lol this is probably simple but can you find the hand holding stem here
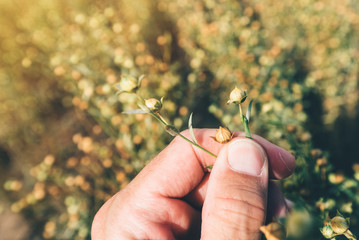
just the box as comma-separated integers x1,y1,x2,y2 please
116,76,253,164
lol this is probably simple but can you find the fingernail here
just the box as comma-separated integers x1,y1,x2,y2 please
228,139,267,176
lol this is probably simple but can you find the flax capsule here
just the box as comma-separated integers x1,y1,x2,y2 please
211,126,234,144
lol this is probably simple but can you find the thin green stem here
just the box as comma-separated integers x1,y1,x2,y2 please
149,112,167,125
135,93,217,158
344,230,357,240
238,104,252,139
178,133,217,158
157,113,169,125
136,94,145,104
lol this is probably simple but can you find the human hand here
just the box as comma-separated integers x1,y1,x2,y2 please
92,129,295,240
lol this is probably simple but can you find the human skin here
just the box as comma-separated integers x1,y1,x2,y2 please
92,129,296,240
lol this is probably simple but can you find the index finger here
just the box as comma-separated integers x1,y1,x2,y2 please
128,128,295,199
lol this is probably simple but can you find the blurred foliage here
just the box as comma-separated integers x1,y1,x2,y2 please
0,0,359,239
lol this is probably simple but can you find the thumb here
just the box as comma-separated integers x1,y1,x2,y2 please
201,138,269,240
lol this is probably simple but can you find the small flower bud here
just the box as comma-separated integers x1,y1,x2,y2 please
330,216,349,234
227,86,247,104
115,75,139,93
211,126,233,143
145,98,162,113
321,224,335,239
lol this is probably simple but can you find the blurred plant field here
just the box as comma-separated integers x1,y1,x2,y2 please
1,0,359,239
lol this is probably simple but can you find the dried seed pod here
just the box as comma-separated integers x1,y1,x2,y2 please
211,126,233,144
320,224,335,239
145,98,162,113
330,216,349,234
227,86,247,104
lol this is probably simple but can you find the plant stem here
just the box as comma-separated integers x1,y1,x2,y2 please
239,105,252,139
178,133,217,158
136,94,145,104
157,113,169,125
344,230,357,240
136,94,217,158
150,112,167,126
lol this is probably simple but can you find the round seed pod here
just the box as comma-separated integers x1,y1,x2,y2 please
145,98,162,113
227,86,247,104
320,224,335,239
212,126,233,144
330,216,349,234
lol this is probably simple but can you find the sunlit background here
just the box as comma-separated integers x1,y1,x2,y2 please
1,0,359,239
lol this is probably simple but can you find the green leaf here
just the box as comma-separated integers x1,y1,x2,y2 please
138,102,150,112
246,99,254,122
122,109,149,114
205,166,213,169
188,112,198,144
